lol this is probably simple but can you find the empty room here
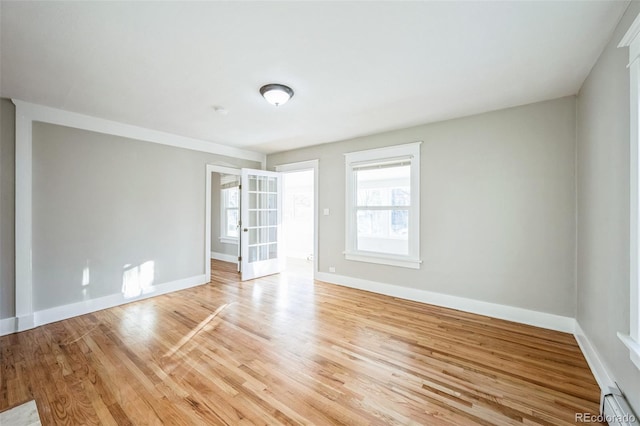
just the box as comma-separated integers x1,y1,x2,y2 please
1,1,639,425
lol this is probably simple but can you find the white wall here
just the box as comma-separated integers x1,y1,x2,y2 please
577,1,640,413
268,96,577,318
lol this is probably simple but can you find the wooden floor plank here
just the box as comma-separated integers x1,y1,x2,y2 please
0,259,603,425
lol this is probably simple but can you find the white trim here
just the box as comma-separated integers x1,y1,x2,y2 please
1,274,208,336
0,317,17,336
619,13,640,372
315,271,576,333
206,165,241,280
574,323,617,398
274,159,319,173
275,159,319,279
218,237,238,245
11,100,265,163
619,12,640,49
618,332,640,370
344,252,421,269
344,141,423,161
14,103,33,332
210,251,238,263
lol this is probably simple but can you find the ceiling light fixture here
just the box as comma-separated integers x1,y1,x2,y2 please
260,83,294,107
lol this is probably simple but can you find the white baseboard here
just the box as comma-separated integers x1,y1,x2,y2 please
1,274,208,336
315,272,576,333
574,322,616,393
211,251,238,263
0,317,17,336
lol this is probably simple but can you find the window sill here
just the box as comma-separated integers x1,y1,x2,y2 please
344,252,421,269
618,332,640,370
219,237,238,245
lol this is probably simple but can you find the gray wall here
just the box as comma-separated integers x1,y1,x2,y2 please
210,172,238,257
577,1,640,412
0,99,15,319
24,122,258,311
268,96,577,317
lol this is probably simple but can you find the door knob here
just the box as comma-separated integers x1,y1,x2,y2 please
243,228,248,232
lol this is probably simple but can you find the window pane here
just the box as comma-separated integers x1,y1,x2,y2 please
226,209,238,237
356,209,409,255
227,187,238,208
259,245,268,261
391,209,409,237
257,176,268,191
391,188,410,206
268,243,278,259
267,193,277,209
269,210,277,226
249,246,258,263
268,177,277,192
356,165,410,207
249,228,261,244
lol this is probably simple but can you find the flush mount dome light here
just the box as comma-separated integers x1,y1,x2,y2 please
260,83,294,106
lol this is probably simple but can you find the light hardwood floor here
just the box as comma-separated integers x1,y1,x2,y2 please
1,260,602,425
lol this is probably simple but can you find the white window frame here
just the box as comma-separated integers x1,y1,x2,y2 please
219,185,239,245
344,142,422,269
619,14,640,371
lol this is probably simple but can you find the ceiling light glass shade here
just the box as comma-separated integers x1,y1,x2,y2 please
260,84,294,106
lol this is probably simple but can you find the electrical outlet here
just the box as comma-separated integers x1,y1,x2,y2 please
323,208,330,216
329,266,336,273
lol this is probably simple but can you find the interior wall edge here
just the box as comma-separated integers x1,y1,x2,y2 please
574,321,618,405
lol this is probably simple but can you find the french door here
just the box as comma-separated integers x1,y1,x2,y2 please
240,168,283,281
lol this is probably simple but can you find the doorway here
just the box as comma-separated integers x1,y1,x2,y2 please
205,165,241,280
276,160,318,279
206,165,286,281
210,171,240,265
206,163,315,281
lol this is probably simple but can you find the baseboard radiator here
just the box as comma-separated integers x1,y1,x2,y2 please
601,386,637,426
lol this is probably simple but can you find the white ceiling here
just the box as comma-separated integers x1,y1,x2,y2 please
0,1,629,154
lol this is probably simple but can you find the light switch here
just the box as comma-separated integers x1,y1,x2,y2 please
323,208,330,216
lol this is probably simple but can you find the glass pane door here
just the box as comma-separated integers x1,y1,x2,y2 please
241,169,283,280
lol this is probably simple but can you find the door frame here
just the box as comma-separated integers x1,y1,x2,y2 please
205,164,241,280
274,159,319,279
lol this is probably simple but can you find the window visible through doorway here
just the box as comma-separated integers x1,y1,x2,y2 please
220,175,239,244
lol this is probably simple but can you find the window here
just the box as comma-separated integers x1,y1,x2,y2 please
220,175,239,244
619,14,640,370
344,142,421,268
